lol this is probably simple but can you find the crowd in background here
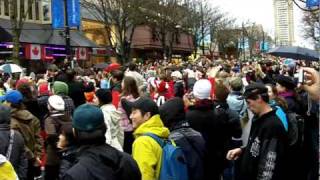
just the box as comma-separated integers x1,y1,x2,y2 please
0,55,319,180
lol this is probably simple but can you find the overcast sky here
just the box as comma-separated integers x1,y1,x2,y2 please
208,0,313,48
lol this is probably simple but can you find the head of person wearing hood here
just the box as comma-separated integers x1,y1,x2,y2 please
0,105,11,125
72,104,106,145
0,90,24,109
159,97,185,130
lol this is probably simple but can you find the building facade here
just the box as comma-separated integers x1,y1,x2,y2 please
0,0,96,70
273,0,294,46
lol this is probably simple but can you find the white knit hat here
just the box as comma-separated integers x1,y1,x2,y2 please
193,79,212,99
48,95,65,111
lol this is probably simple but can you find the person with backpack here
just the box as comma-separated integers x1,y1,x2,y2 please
126,97,171,180
61,104,141,180
0,105,27,179
1,90,42,180
44,95,71,180
159,97,206,180
226,83,289,180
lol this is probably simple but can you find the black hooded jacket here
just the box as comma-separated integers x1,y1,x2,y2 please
186,100,231,180
159,98,206,180
62,144,141,180
239,110,289,180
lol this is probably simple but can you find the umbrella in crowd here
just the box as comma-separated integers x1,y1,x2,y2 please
0,63,23,73
268,46,319,61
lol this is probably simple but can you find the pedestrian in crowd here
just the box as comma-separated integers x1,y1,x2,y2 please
16,79,41,120
227,83,289,180
159,97,206,180
61,104,141,180
95,89,124,151
185,79,233,180
125,62,146,89
52,81,75,118
214,80,242,180
118,76,140,153
37,81,50,128
275,75,303,114
57,124,77,179
227,77,247,118
2,90,42,180
126,97,170,180
110,70,124,108
66,69,86,108
171,70,185,98
0,105,27,179
44,95,71,180
83,81,96,104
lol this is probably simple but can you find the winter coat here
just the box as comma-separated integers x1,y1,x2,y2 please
213,100,243,149
59,146,77,179
118,95,137,132
111,82,121,109
173,80,185,98
169,121,206,180
239,110,289,180
44,112,71,166
100,104,124,151
132,114,170,180
37,95,49,128
10,108,42,161
227,91,247,118
0,124,28,179
61,144,141,180
186,100,232,180
61,95,75,119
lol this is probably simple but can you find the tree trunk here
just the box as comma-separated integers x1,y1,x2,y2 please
12,33,20,65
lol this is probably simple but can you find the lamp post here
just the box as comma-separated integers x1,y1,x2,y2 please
64,0,71,63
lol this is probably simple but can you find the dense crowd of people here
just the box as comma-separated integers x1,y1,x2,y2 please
0,56,319,180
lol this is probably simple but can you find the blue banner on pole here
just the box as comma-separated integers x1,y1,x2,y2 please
306,0,320,8
67,0,81,27
52,0,65,29
260,42,269,52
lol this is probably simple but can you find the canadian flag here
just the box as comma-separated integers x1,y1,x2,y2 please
25,44,42,60
76,47,88,60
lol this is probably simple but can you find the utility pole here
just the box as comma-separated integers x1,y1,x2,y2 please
242,22,246,62
64,0,72,63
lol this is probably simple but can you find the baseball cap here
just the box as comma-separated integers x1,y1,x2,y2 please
243,83,268,99
0,90,23,104
125,96,159,116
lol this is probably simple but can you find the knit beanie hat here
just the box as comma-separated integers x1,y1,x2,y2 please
72,104,104,132
38,83,49,96
53,81,69,95
48,95,65,111
193,79,212,100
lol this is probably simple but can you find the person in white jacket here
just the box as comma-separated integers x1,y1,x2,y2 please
95,89,124,151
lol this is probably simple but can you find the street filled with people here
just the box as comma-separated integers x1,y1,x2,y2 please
0,56,319,180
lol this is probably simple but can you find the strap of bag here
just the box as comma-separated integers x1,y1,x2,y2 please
6,130,14,160
143,133,165,148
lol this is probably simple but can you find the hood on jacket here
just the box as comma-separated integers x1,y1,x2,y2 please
159,97,185,129
11,108,34,122
133,114,169,139
101,104,121,124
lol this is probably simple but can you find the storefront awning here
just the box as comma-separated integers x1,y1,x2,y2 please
0,19,97,47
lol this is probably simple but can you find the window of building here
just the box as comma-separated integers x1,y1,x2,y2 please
20,0,25,18
28,0,33,19
35,1,40,20
4,0,9,16
42,0,51,22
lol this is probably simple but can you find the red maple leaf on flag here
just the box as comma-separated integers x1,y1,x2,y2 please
32,46,39,55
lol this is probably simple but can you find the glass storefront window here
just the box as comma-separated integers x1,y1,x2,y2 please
4,0,9,16
35,1,40,20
